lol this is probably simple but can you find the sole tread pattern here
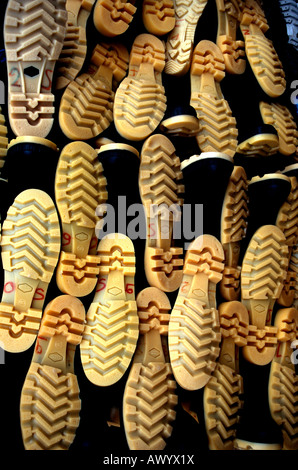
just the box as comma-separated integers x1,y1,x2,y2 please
93,0,137,37
279,0,298,50
142,0,175,36
0,108,8,170
165,0,208,75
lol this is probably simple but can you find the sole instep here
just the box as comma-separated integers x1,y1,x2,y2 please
139,133,184,292
260,101,298,156
204,300,249,450
114,34,166,141
216,0,246,74
55,141,107,297
4,0,67,137
190,40,238,158
55,0,97,90
268,307,298,450
239,0,286,98
93,0,137,37
165,0,209,76
0,189,61,353
20,295,85,450
168,234,224,391
123,287,177,450
220,166,249,301
241,224,289,365
142,0,175,36
59,42,129,140
80,234,139,387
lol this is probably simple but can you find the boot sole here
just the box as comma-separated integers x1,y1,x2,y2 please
123,287,177,450
20,295,85,450
0,189,60,353
241,224,289,365
55,141,107,297
59,42,129,140
114,34,166,141
4,0,67,137
142,0,175,36
168,234,224,391
80,234,139,386
190,40,238,158
93,0,136,37
139,134,184,292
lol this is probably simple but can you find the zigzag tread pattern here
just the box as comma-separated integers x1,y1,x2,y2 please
139,139,184,209
260,101,298,155
143,0,175,23
60,75,114,139
55,144,107,227
184,246,225,283
221,167,249,244
241,227,289,300
123,362,177,450
96,0,136,26
114,78,166,132
80,300,139,384
190,93,238,157
56,24,87,87
244,34,286,95
0,303,42,338
20,362,80,450
1,194,60,281
4,0,67,61
278,0,298,48
269,361,298,449
204,363,244,450
168,296,221,388
0,109,8,165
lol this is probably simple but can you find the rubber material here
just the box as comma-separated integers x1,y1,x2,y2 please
55,141,108,297
0,189,61,353
165,0,208,76
204,301,249,450
268,307,298,450
114,34,166,141
142,0,175,36
123,287,177,450
20,295,85,450
239,0,286,98
216,0,246,74
59,42,129,140
4,0,67,137
241,225,289,365
190,40,238,158
139,134,184,292
93,0,137,37
220,166,249,301
168,234,224,391
80,234,139,387
0,107,8,172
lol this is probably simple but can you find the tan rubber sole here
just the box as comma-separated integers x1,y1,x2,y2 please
220,166,249,301
204,300,249,450
241,225,289,365
190,40,238,158
239,0,286,98
93,0,136,37
55,0,96,90
164,0,208,76
168,234,224,391
216,0,246,74
4,0,67,137
276,176,298,307
0,189,61,353
139,134,184,293
55,141,108,297
59,42,129,140
80,234,139,387
236,133,279,156
268,307,298,450
123,287,177,450
0,107,8,172
114,34,166,141
20,295,85,450
142,0,175,36
159,114,200,137
259,101,298,156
